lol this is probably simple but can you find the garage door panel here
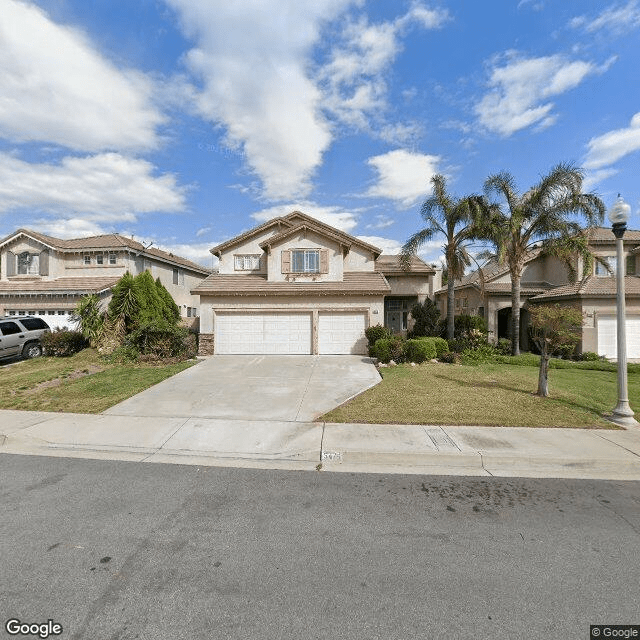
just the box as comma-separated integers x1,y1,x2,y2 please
597,316,640,359
215,312,312,354
319,312,367,355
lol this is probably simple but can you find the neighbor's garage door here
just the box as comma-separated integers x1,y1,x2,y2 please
318,311,367,355
597,316,640,359
215,312,312,354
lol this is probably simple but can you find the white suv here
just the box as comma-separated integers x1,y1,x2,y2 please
0,316,51,360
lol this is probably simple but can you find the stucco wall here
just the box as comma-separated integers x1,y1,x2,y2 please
385,275,433,301
343,245,376,272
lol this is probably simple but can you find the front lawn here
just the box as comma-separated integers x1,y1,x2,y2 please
320,361,639,428
0,349,198,413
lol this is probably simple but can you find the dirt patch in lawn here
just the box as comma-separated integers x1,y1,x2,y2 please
26,365,105,393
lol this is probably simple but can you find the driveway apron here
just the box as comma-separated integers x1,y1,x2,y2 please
103,355,380,422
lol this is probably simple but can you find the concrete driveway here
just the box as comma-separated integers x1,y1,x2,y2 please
103,355,381,422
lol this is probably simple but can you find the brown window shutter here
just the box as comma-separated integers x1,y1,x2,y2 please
320,249,328,274
281,250,291,273
6,251,16,276
39,250,49,276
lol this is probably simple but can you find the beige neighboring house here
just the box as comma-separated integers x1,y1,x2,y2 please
193,211,440,355
434,227,640,357
0,229,211,329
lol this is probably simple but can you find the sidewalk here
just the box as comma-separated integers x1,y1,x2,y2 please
2,409,640,480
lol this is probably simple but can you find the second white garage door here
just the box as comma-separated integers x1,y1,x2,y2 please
215,312,312,354
318,311,368,355
597,316,640,359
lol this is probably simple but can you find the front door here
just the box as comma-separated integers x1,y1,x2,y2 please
387,310,402,333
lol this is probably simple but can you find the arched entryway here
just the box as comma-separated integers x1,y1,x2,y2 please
496,305,530,351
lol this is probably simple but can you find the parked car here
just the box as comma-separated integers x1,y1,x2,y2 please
0,316,50,360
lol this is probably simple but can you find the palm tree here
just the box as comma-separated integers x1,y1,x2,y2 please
481,162,605,355
402,174,482,341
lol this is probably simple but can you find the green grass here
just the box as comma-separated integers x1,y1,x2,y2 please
0,349,198,413
321,361,639,428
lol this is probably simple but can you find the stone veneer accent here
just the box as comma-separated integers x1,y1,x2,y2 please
198,333,215,356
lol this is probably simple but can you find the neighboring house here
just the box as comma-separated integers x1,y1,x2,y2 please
193,211,440,355
434,227,640,357
0,229,211,329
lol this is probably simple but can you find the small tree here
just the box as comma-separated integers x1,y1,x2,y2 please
529,304,582,397
156,277,181,323
72,293,104,347
408,299,441,337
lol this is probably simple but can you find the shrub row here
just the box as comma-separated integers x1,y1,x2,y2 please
370,335,450,364
41,329,88,357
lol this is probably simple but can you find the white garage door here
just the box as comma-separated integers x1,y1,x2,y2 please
597,316,640,359
318,311,367,355
215,312,312,354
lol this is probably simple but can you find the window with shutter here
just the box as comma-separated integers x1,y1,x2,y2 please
291,249,320,273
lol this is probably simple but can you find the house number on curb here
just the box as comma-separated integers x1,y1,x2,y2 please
321,451,342,461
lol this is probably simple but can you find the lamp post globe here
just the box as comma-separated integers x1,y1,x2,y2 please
607,194,638,427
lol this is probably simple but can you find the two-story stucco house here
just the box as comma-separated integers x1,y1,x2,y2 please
193,211,440,355
0,229,211,329
434,227,640,358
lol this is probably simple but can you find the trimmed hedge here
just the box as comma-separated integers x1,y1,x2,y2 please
41,329,88,357
416,336,449,357
405,339,436,363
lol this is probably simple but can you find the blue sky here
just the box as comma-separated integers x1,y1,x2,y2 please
1,0,639,269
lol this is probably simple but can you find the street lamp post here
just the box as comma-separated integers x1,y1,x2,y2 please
607,195,639,428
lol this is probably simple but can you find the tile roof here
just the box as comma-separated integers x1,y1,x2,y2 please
210,211,382,257
210,217,293,256
192,272,391,296
586,227,640,243
0,276,120,294
0,229,210,274
530,276,640,300
374,255,435,274
483,282,551,294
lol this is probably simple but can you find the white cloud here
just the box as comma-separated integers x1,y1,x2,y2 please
570,1,640,35
31,217,109,239
366,215,395,230
0,152,187,216
321,3,449,129
356,235,402,254
475,54,608,136
584,112,640,170
251,202,361,233
365,149,441,208
0,0,164,151
165,0,355,201
196,226,213,237
152,241,219,269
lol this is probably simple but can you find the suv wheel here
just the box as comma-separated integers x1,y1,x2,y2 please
22,342,43,359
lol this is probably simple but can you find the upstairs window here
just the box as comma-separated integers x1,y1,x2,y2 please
291,249,319,273
17,252,40,275
109,253,117,265
626,255,636,275
83,255,91,265
96,254,104,265
595,256,615,276
234,255,261,271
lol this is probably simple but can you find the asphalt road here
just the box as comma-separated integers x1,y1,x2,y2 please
1,454,639,640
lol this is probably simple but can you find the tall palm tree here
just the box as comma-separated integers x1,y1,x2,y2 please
481,162,605,355
402,174,482,341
